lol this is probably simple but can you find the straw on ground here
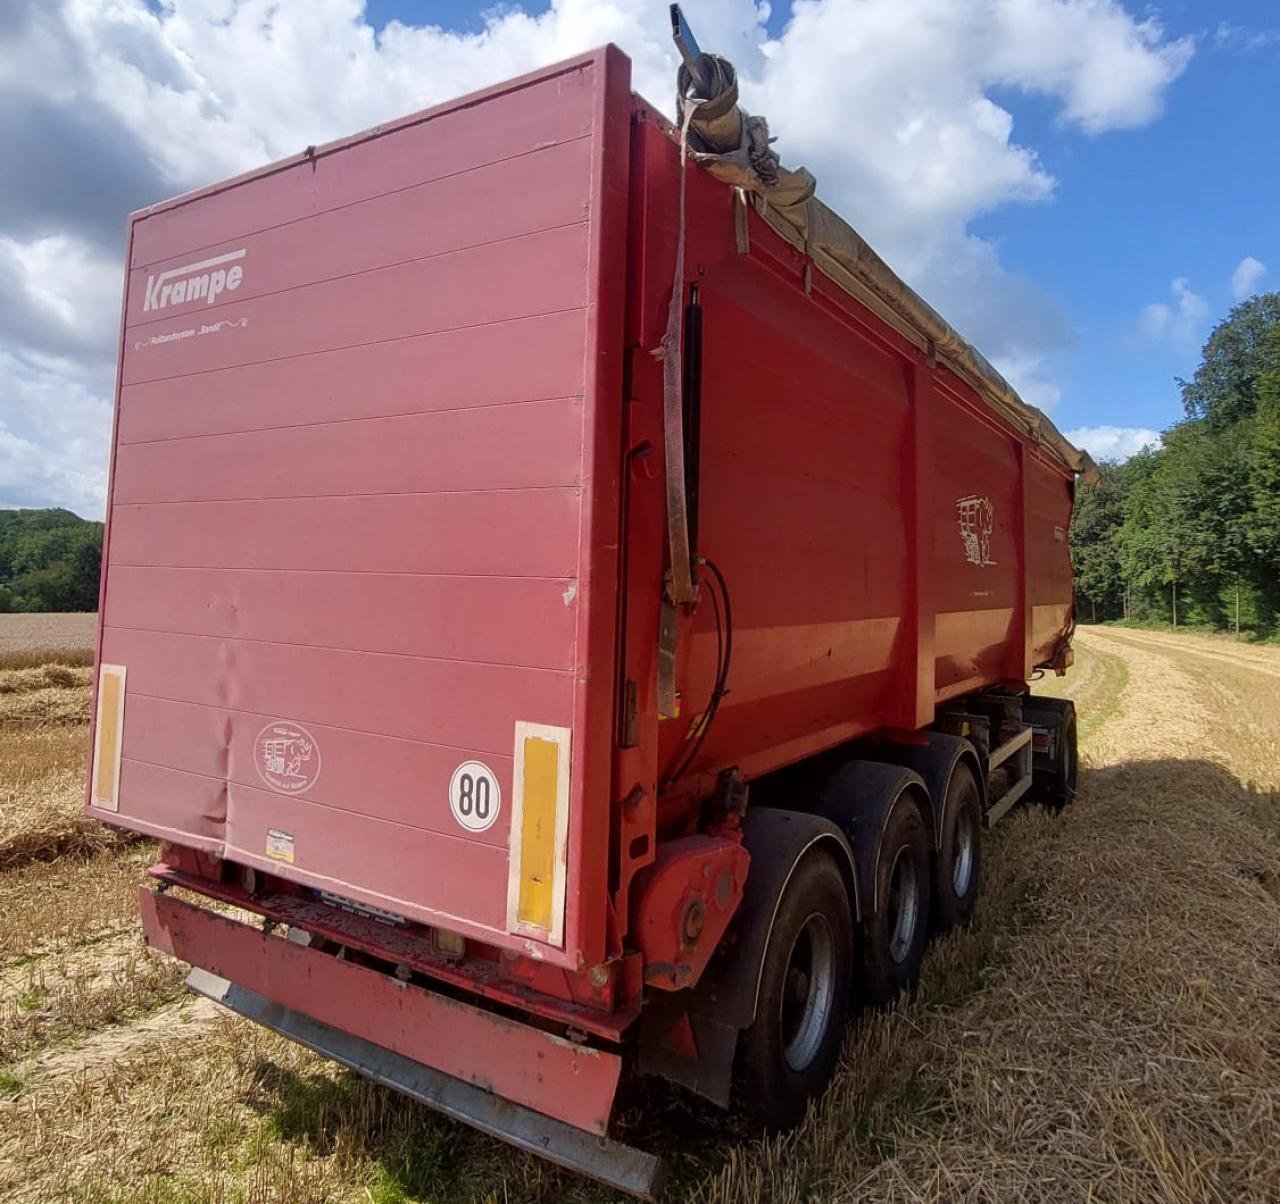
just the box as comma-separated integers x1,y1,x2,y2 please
0,618,1277,1202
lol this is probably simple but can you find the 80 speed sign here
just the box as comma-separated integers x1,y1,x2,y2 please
448,761,500,832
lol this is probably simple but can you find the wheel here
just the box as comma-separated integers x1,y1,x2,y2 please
1025,698,1078,811
934,762,981,931
737,851,854,1128
859,789,932,1007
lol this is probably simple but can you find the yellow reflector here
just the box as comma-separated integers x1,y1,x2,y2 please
516,736,559,932
91,664,127,812
508,722,571,945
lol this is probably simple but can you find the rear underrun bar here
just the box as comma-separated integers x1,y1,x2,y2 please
186,969,668,1201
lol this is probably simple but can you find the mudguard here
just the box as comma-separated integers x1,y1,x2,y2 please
637,808,857,1106
807,760,930,918
883,732,985,851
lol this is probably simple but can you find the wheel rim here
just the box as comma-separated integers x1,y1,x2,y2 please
951,806,975,898
780,912,836,1072
886,847,919,964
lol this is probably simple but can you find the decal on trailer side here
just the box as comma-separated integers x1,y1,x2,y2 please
956,494,997,567
255,722,321,794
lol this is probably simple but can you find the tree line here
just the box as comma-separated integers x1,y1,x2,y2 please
0,508,103,613
1072,292,1280,636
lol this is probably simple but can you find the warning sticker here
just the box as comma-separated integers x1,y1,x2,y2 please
448,761,501,833
266,828,295,864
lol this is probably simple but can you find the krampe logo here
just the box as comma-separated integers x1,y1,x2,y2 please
143,248,246,312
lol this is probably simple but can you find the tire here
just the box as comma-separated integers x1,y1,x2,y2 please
1025,698,1078,812
737,851,854,1129
858,789,932,1007
1052,707,1079,811
934,763,981,931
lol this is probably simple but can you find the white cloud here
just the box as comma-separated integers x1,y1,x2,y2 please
0,350,113,518
0,0,1194,514
0,233,121,364
1064,424,1161,461
1214,22,1280,54
1136,276,1208,348
1230,256,1267,301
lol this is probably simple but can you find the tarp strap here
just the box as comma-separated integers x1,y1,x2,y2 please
652,99,702,609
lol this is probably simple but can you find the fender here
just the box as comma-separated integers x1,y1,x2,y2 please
807,760,930,918
637,808,857,1106
883,733,985,853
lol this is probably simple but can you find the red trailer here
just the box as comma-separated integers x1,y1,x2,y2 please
88,19,1091,1197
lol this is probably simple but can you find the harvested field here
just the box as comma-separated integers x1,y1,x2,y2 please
0,617,127,871
0,612,96,670
1,626,1278,1202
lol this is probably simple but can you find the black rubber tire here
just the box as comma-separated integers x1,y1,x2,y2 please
737,851,854,1129
858,790,933,1008
934,763,982,931
1049,707,1079,811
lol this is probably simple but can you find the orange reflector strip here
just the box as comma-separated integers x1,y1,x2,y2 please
516,736,559,932
91,664,127,812
507,722,571,946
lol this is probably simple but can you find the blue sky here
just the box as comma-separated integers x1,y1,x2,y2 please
1,0,1277,514
970,1,1279,440
359,0,1277,446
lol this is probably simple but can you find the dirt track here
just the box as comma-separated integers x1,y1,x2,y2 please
2,626,1278,1202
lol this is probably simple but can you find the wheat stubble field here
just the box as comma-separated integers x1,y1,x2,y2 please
0,617,1277,1203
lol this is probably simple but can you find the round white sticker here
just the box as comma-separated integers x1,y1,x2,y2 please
448,761,501,832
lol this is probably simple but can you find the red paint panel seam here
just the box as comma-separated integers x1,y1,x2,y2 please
104,564,575,581
130,134,594,273
127,219,590,335
117,392,585,448
101,624,579,673
110,483,582,507
119,304,587,390
119,755,512,849
115,689,559,758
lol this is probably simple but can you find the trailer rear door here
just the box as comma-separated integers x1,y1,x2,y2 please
90,49,631,969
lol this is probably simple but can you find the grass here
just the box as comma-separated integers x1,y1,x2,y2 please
1033,636,1129,742
1100,616,1280,645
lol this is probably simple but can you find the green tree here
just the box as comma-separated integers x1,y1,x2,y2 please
1250,327,1280,575
1071,457,1139,620
1179,292,1280,428
0,509,104,612
1097,295,1280,636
